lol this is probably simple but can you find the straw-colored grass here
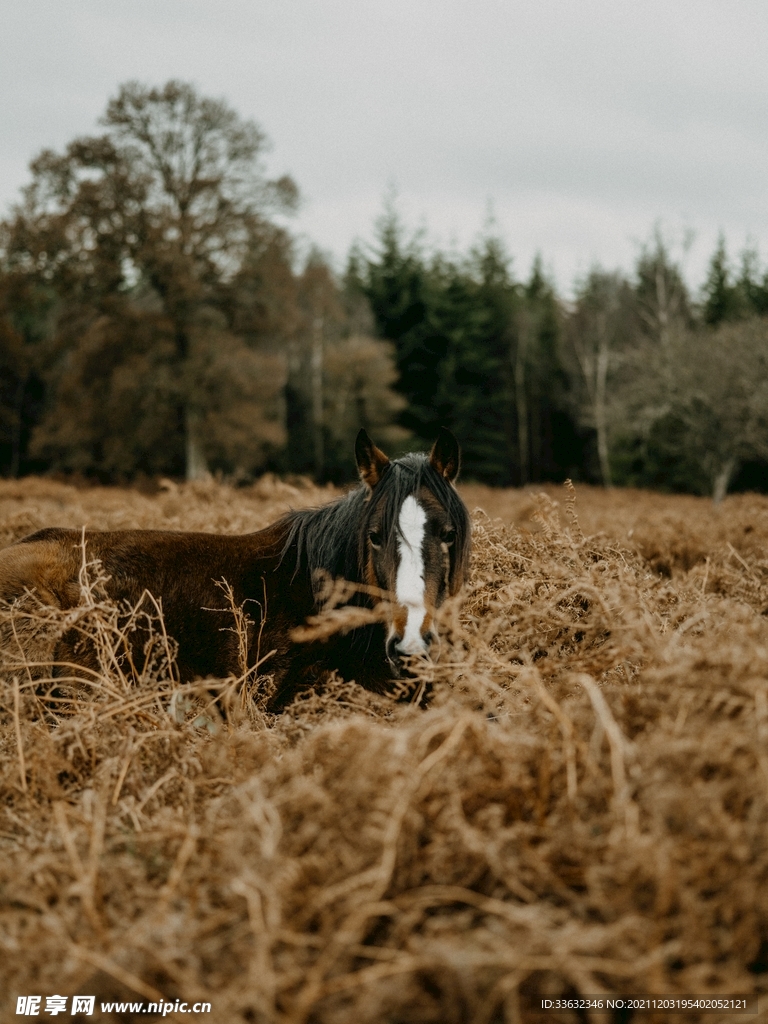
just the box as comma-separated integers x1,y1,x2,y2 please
1,476,767,1023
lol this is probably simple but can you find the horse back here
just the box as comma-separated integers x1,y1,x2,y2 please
2,525,286,597
0,523,302,684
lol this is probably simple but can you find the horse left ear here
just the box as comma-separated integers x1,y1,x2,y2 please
430,427,461,482
355,429,390,490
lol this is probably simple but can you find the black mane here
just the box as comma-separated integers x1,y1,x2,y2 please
280,453,471,602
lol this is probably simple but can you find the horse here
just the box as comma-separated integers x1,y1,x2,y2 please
0,429,471,709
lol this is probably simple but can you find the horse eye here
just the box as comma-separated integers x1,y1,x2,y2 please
369,530,383,549
441,527,456,546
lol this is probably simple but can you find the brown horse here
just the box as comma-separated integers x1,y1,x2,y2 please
0,429,471,708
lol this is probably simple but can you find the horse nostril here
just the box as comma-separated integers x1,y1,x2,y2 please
395,631,434,659
386,634,402,669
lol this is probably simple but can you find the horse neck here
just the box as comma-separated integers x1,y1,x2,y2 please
283,489,365,585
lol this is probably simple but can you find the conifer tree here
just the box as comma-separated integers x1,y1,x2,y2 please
361,206,448,440
703,234,744,325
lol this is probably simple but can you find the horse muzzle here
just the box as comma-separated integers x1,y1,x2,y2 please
386,630,437,676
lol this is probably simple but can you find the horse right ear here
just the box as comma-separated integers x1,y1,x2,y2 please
430,426,461,482
355,429,390,490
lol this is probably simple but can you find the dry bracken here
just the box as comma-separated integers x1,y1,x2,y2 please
1,476,767,1023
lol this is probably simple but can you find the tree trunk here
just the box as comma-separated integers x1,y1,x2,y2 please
514,315,530,486
655,268,670,349
712,457,735,504
595,338,612,487
10,376,26,479
185,407,210,481
530,397,542,483
311,314,324,480
570,310,613,488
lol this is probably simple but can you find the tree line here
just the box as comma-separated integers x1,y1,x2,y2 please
1,80,767,498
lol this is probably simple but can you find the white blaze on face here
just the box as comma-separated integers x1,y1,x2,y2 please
395,495,428,655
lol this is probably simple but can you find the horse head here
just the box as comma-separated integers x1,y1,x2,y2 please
354,427,471,675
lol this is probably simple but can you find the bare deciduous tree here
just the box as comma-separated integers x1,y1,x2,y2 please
666,320,768,501
634,228,693,349
565,271,634,486
288,254,407,479
323,334,407,456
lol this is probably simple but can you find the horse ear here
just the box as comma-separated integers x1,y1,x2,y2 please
430,427,461,482
355,429,390,490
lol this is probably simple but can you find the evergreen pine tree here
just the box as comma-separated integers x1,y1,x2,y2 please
361,206,448,440
737,247,768,317
703,234,743,324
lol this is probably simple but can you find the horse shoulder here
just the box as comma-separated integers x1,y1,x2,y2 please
0,532,82,608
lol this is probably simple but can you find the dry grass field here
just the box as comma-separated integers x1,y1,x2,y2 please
1,475,768,1023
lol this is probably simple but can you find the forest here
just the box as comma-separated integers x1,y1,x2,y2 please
1,80,767,498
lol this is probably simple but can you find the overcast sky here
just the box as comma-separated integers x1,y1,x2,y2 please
2,0,767,294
